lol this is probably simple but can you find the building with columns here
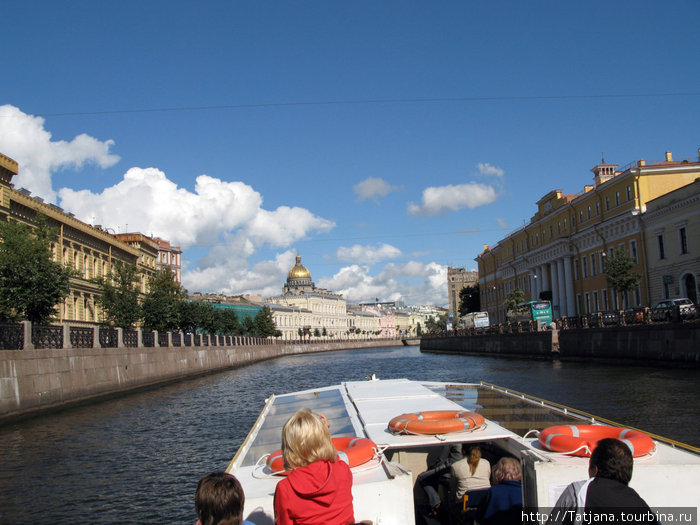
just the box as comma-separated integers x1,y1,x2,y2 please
476,150,700,323
266,254,380,340
0,151,174,326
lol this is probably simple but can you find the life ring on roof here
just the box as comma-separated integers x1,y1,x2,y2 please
538,425,655,457
266,436,377,475
388,410,485,435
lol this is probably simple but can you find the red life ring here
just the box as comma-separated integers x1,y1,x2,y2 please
538,425,655,457
388,410,485,435
266,436,377,475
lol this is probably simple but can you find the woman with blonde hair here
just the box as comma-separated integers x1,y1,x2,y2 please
273,408,354,525
451,444,491,502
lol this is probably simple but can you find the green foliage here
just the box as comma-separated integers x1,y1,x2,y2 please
141,269,186,332
605,248,640,295
458,284,480,316
216,308,241,334
241,315,256,335
253,306,279,337
95,261,141,329
415,322,422,336
313,328,321,337
0,218,73,323
504,288,525,313
425,313,447,333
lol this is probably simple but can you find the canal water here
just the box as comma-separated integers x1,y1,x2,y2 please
0,346,697,524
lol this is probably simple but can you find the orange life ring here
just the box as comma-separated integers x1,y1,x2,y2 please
538,425,655,457
266,436,377,475
388,410,485,435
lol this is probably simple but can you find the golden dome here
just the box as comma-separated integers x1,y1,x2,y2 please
287,254,311,279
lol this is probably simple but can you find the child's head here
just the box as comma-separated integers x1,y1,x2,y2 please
195,472,245,525
282,408,337,470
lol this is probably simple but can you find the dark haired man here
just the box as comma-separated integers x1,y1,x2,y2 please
546,438,656,524
195,472,254,525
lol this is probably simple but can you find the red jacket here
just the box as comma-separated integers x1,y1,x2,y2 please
274,460,354,525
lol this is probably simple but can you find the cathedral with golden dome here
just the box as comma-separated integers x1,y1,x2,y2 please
265,254,380,340
283,254,315,294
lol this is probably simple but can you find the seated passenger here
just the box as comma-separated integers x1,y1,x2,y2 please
194,471,254,525
416,443,462,518
273,408,354,525
477,457,522,525
451,444,491,505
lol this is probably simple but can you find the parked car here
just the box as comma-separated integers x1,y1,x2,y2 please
651,298,696,321
623,306,646,324
588,310,619,327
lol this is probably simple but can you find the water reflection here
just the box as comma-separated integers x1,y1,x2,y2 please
0,346,697,524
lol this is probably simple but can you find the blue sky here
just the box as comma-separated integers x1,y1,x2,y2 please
2,1,699,306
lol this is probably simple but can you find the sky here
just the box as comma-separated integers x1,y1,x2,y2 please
2,1,699,307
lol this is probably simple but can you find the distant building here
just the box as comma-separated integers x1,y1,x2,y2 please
266,254,380,340
476,149,700,323
153,237,182,284
189,293,262,321
642,178,699,305
447,267,478,318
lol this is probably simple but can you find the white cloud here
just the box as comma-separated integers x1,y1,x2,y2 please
353,177,399,202
318,260,447,306
495,217,508,229
0,104,119,202
59,167,335,251
407,183,498,216
335,243,402,264
183,250,295,297
477,162,504,177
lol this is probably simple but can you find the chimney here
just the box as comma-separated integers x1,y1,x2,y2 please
665,151,673,162
637,159,646,167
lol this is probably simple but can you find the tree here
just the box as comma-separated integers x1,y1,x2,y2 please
504,288,525,314
241,315,256,335
216,307,241,334
458,284,480,316
253,306,279,337
605,248,640,309
425,314,447,334
141,269,186,332
415,322,422,337
0,218,73,323
95,261,141,329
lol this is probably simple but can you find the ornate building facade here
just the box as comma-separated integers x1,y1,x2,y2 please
476,150,700,323
266,254,380,340
0,151,172,326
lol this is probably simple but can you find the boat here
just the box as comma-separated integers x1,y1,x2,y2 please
227,378,700,524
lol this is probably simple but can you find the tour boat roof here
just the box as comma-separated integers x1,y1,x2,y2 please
228,378,700,523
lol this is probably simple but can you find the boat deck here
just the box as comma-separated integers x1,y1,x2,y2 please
228,378,700,523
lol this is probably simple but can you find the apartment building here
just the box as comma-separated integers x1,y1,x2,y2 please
476,150,700,323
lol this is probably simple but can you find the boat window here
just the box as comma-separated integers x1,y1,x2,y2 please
239,387,355,467
424,383,581,437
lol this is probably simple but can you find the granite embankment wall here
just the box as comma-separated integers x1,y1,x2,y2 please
420,323,700,366
0,339,403,421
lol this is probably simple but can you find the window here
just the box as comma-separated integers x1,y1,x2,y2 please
593,291,599,312
563,218,567,231
571,214,576,227
657,234,665,259
602,289,608,310
629,240,638,264
574,259,580,280
595,202,600,216
587,206,591,219
634,285,641,306
549,225,553,239
590,254,597,276
605,196,610,211
579,210,583,223
584,293,591,314
576,294,582,315
557,221,561,234
626,185,632,201
582,256,588,278
615,191,620,206
679,227,688,254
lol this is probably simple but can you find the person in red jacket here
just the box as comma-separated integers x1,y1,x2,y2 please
273,408,354,525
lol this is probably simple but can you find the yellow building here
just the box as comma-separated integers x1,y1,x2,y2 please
1,152,159,326
476,150,700,323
